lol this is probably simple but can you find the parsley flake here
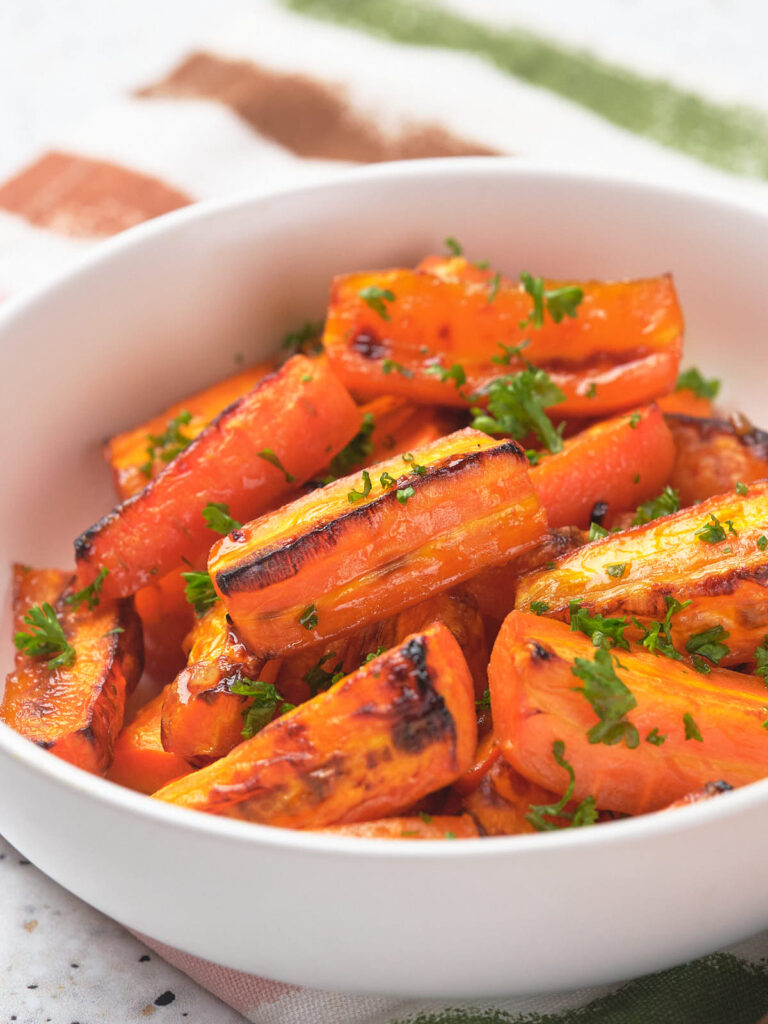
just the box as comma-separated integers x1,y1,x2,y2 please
759,536,768,551
487,272,501,304
525,741,598,831
530,601,549,615
570,646,639,748
379,471,397,489
229,677,294,739
302,651,343,696
632,486,680,526
471,367,565,453
282,319,323,355
492,340,530,366
299,604,318,631
325,412,376,481
629,412,641,429
695,513,736,545
683,712,703,742
645,727,666,746
569,601,629,651
444,236,463,256
202,502,242,536
425,363,467,390
686,625,730,668
348,470,373,504
586,383,597,399
475,687,491,709
65,567,109,612
396,485,415,505
14,603,76,669
140,410,193,477
605,562,627,579
359,285,396,321
676,367,721,401
589,522,610,541
381,359,414,378
258,448,295,483
519,273,583,329
182,571,218,617
754,636,768,683
736,482,749,496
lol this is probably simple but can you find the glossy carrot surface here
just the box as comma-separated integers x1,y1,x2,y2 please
107,690,192,794
209,427,547,657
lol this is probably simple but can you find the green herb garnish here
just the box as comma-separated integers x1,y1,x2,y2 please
65,567,109,611
359,285,395,321
487,272,501,304
326,412,375,480
348,470,373,504
444,236,462,256
632,486,680,526
397,485,415,505
645,727,666,746
202,502,242,536
589,522,610,541
685,625,730,668
604,562,627,579
695,512,736,545
569,601,629,651
754,636,768,683
14,603,76,669
299,604,318,631
471,367,565,453
519,273,583,329
683,712,703,742
736,482,749,496
425,363,467,390
381,359,414,378
282,319,323,355
182,571,218,617
530,601,549,615
379,471,397,489
302,651,343,696
258,448,295,483
676,367,721,400
140,410,193,477
229,677,294,739
571,646,639,748
525,741,598,831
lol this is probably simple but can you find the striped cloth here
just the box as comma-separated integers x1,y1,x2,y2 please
3,1,768,1020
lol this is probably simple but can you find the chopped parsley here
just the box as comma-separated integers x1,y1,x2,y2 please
471,367,565,453
348,470,373,504
586,383,597,399
359,285,396,321
686,625,730,669
589,522,610,541
525,741,598,831
492,340,530,366
299,604,318,631
140,410,193,477
381,359,414,378
604,562,627,579
325,412,375,480
229,677,294,739
519,273,583,329
759,536,768,551
676,367,721,401
14,602,76,669
379,471,397,489
736,482,749,496
258,448,295,483
754,636,768,683
632,486,680,526
444,236,462,256
571,646,639,748
629,412,641,429
202,502,242,535
683,712,703,742
569,601,629,651
65,567,108,611
282,319,323,355
425,362,467,390
397,485,415,505
487,272,501,303
525,449,541,466
363,646,387,663
634,595,691,661
530,600,549,615
645,727,666,746
182,570,218,617
303,651,343,696
695,512,736,545
475,687,491,709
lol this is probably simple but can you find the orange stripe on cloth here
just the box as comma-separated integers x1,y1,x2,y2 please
0,151,192,238
137,51,498,162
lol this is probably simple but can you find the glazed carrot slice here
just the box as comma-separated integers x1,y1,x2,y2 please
657,389,714,419
323,265,683,416
134,569,195,684
667,413,768,507
515,482,768,666
278,588,489,703
161,603,282,766
452,733,502,797
105,361,275,501
1,565,143,774
489,612,768,814
75,355,360,600
153,622,477,827
106,690,192,794
314,815,478,839
209,427,547,658
530,405,675,529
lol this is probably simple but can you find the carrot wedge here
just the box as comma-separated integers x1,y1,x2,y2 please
666,413,768,506
153,622,476,826
105,361,275,501
461,753,564,836
489,612,768,814
2,565,143,774
314,815,478,839
323,266,683,416
530,405,675,529
107,691,192,794
75,355,359,600
209,427,547,658
134,569,195,684
515,482,768,666
161,603,281,766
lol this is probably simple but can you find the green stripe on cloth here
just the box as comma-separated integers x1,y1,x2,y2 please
390,953,768,1024
284,0,768,181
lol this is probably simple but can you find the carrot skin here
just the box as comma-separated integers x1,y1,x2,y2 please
107,691,192,793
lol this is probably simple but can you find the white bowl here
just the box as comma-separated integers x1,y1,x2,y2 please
1,159,767,999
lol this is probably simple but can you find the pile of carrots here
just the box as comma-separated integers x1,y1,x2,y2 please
4,242,768,840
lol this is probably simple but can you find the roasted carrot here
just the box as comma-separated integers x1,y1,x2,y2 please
658,389,714,419
161,603,282,766
105,361,275,501
1,565,143,774
462,752,565,836
106,691,192,794
277,588,489,703
529,405,675,529
75,355,360,600
314,815,478,839
323,266,683,416
452,733,502,797
463,526,586,623
134,569,195,684
667,413,768,507
153,622,477,827
515,482,768,666
489,612,768,815
209,427,547,658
